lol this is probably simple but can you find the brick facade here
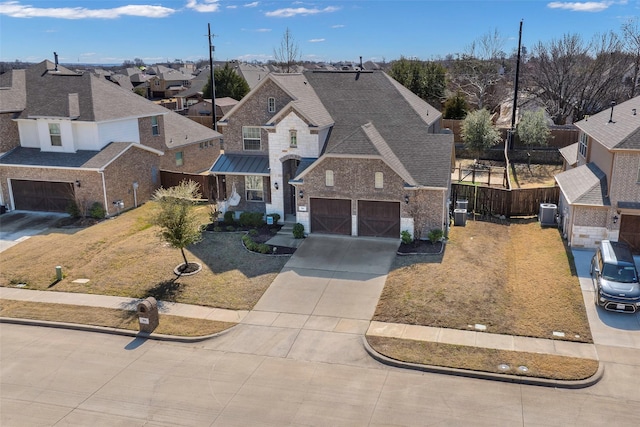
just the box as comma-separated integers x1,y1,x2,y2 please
221,79,293,155
0,113,20,153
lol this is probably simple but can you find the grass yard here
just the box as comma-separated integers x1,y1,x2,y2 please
0,203,289,310
374,219,592,343
0,300,234,337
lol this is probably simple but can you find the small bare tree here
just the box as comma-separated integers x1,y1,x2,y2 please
274,27,301,73
622,17,640,98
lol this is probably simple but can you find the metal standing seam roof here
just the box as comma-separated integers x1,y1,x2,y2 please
210,154,270,175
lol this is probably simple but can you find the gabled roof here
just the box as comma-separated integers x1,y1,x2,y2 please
558,142,578,167
0,142,162,170
302,70,451,188
555,162,610,206
268,73,333,128
576,95,640,150
0,69,26,113
163,108,222,147
14,60,169,121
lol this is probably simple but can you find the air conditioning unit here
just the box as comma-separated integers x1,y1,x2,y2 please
539,203,557,226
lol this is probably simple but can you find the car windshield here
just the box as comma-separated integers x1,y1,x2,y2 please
602,264,638,283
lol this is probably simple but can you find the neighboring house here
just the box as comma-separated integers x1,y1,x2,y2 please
211,70,453,239
174,67,211,112
147,65,194,99
186,97,238,127
555,96,640,252
0,59,222,216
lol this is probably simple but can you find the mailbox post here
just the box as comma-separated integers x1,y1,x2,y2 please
137,297,159,333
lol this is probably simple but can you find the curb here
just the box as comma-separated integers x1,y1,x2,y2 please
362,336,605,389
0,317,238,343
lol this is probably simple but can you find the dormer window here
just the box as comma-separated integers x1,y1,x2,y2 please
289,130,297,147
268,97,276,113
48,123,61,146
578,133,588,158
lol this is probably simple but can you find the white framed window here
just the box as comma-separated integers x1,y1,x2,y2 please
242,126,261,150
151,116,159,136
325,170,334,187
245,175,264,201
48,123,61,146
289,130,297,147
375,172,384,189
175,151,183,166
578,133,588,158
154,79,160,86
268,97,276,113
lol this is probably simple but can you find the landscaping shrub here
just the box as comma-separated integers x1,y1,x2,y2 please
249,229,258,237
89,202,106,219
66,201,81,218
428,228,444,243
213,226,222,232
239,212,264,228
401,230,413,245
257,244,271,254
209,205,221,223
266,213,281,225
293,223,305,239
223,211,235,225
226,225,236,232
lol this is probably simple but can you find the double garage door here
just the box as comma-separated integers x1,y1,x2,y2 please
310,198,400,238
11,180,75,212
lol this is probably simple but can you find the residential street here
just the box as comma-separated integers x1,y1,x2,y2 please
1,241,639,426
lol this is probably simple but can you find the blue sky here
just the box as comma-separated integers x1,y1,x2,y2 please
0,1,638,65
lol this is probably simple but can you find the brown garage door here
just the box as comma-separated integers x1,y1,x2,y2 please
310,198,351,235
620,214,640,254
358,200,400,238
12,180,74,212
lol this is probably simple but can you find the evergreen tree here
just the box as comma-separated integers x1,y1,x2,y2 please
202,63,250,100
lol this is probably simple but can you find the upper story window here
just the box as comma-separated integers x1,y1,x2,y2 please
325,170,334,187
637,164,640,183
245,175,264,201
268,97,276,113
242,126,261,150
151,116,160,136
48,123,61,146
154,79,160,86
175,151,183,166
289,130,297,147
578,133,588,158
375,172,384,189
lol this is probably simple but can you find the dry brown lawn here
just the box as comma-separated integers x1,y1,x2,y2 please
0,300,235,337
367,336,599,381
375,219,592,342
0,203,289,310
511,163,563,188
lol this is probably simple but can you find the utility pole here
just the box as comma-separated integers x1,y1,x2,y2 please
207,24,217,132
509,19,523,151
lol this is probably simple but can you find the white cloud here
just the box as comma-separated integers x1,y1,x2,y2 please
241,28,271,32
186,0,221,13
244,2,259,7
546,1,622,12
236,53,273,61
265,6,340,18
309,38,325,43
331,24,345,28
0,1,176,19
227,5,237,9
80,52,96,57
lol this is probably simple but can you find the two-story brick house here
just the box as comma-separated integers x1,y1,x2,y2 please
211,70,453,239
0,59,221,216
555,96,640,252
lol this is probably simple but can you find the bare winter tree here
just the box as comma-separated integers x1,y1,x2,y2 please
273,27,301,73
450,29,507,110
621,17,640,98
525,32,631,124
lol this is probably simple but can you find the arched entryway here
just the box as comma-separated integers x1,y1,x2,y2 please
282,158,300,215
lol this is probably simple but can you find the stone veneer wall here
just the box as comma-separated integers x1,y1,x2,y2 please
0,113,20,153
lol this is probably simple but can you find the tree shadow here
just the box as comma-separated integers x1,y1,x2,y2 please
144,277,184,302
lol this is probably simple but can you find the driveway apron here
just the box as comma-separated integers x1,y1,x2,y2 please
205,235,399,367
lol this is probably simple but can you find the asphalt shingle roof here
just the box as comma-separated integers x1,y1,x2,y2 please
576,95,640,150
302,70,452,188
555,162,610,206
558,142,578,167
0,69,26,113
269,73,333,128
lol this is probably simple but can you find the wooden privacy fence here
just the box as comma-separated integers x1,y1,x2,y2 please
451,183,560,218
159,171,215,201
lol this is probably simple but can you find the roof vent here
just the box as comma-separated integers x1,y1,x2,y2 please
54,51,59,71
608,100,616,123
633,108,637,116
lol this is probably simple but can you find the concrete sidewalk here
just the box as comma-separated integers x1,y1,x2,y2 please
0,287,598,361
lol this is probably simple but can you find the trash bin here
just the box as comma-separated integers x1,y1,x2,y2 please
137,297,159,333
454,208,467,226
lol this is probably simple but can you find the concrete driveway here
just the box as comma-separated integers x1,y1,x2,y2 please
573,249,640,349
208,235,399,366
0,211,68,253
